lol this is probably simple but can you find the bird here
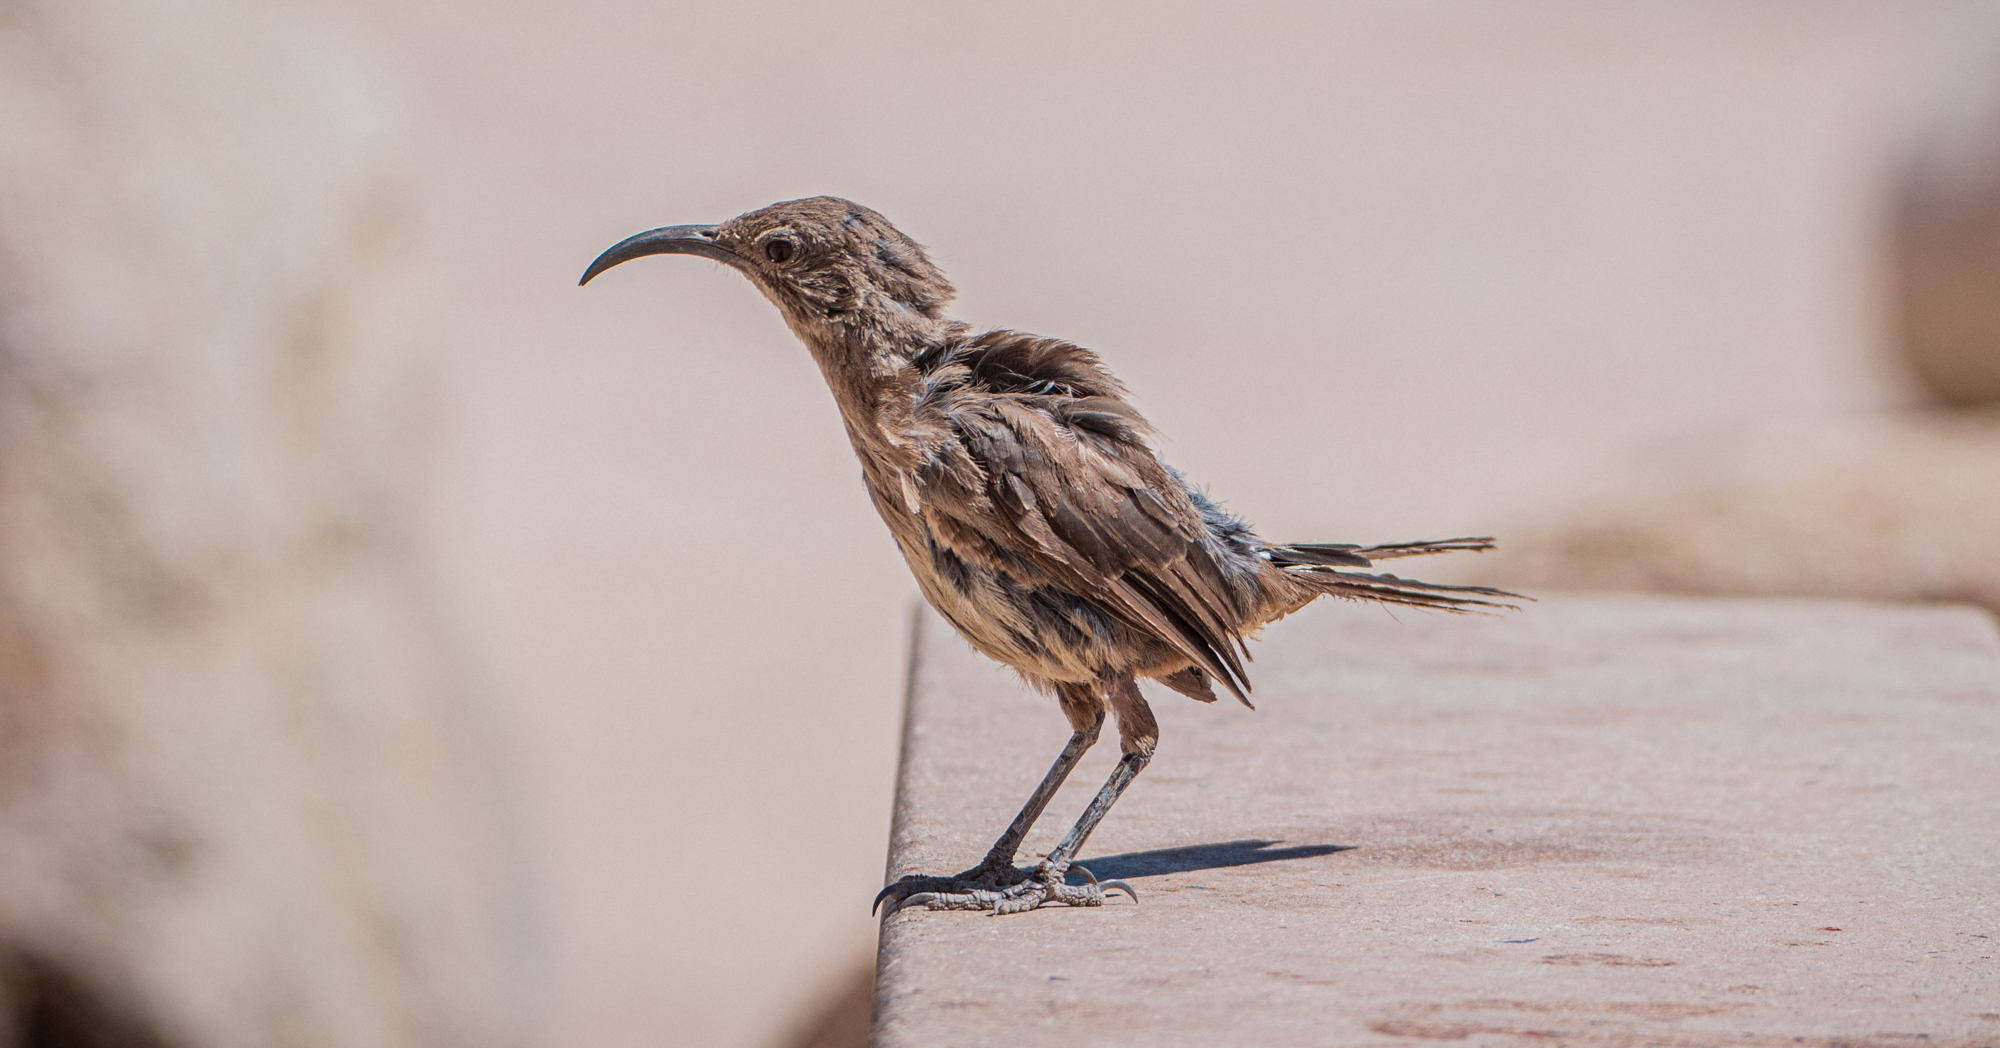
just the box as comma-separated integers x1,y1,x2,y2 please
581,196,1516,916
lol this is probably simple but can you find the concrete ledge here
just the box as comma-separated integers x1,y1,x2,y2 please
873,595,2000,1047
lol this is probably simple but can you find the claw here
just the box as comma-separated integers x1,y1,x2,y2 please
902,892,939,910
874,873,939,914
1061,863,1135,904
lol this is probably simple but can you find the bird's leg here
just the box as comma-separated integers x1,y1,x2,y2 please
1045,748,1150,870
894,674,1152,916
872,683,1103,914
974,712,1101,872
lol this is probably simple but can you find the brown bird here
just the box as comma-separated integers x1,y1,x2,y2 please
582,196,1514,915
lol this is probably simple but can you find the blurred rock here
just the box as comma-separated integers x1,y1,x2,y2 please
0,2,524,1047
1894,23,2000,407
778,960,872,1048
1480,411,2000,617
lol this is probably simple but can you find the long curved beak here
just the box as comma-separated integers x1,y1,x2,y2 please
579,224,738,285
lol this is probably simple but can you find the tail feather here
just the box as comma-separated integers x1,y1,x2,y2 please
1273,537,1496,566
1287,568,1521,613
1268,538,1522,614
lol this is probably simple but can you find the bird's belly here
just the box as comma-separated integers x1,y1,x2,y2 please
891,531,1121,687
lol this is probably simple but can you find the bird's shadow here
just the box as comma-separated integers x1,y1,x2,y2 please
1067,839,1355,883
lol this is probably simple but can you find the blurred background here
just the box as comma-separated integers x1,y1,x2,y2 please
2,2,1997,1047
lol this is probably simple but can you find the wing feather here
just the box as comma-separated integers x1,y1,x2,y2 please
911,334,1260,703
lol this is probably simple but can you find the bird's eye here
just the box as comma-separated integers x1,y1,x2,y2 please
764,238,795,263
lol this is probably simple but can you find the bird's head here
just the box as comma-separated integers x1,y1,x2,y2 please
581,197,956,341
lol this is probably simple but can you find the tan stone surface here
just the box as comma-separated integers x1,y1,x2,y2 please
876,596,2000,1047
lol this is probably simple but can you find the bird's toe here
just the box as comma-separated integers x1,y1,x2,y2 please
989,882,1050,915
873,861,1031,914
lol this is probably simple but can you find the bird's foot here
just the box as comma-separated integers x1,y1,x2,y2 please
878,860,1136,916
872,857,1030,915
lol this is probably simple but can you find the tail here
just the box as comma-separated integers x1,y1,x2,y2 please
1264,536,1523,613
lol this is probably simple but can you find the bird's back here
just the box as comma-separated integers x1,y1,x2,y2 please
868,328,1507,706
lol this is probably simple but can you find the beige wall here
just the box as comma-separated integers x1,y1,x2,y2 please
286,3,1993,1046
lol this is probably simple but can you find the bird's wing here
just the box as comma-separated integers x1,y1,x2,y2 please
912,341,1259,703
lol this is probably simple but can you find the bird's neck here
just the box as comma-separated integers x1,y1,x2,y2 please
794,311,963,472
